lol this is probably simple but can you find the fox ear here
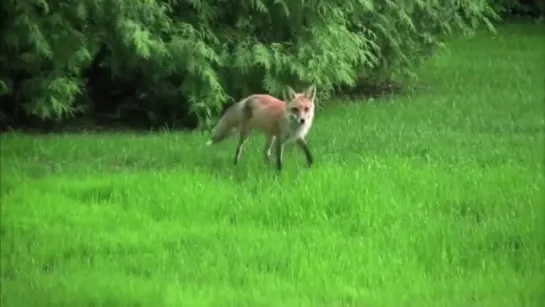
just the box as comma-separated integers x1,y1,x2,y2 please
283,85,297,101
303,84,316,102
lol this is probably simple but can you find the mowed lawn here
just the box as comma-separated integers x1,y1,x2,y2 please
1,23,544,306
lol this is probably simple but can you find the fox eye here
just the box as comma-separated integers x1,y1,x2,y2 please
303,107,309,112
291,107,298,113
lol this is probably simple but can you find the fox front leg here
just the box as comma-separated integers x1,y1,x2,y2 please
275,139,284,172
296,138,313,167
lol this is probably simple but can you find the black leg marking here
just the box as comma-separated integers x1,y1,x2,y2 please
296,138,313,167
275,139,284,172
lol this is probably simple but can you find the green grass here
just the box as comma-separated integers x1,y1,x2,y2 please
1,23,544,306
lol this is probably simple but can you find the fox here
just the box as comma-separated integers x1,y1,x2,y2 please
206,84,317,172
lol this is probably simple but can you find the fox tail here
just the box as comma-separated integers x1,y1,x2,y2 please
206,98,248,146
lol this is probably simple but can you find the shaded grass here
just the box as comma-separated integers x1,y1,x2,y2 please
1,23,544,306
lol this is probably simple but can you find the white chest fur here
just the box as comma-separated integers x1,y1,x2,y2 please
282,116,313,143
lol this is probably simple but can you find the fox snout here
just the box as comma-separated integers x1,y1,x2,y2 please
289,113,306,126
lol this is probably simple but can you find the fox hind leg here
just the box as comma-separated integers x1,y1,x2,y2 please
234,99,255,166
233,108,252,165
233,128,250,165
275,139,284,172
263,135,276,164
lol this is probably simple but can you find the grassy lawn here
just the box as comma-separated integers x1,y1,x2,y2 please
1,23,544,306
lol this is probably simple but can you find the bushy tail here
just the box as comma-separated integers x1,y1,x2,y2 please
206,99,246,146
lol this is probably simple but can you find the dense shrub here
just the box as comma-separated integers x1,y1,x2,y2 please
489,0,544,18
0,0,497,130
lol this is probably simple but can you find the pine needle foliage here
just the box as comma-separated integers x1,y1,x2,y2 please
0,0,500,128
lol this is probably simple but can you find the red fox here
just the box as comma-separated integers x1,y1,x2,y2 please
206,85,317,172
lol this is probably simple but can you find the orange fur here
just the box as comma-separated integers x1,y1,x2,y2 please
206,85,317,172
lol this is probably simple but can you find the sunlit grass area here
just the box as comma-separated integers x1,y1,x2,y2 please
1,23,544,306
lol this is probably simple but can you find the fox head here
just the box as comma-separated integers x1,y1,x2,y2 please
283,85,317,126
